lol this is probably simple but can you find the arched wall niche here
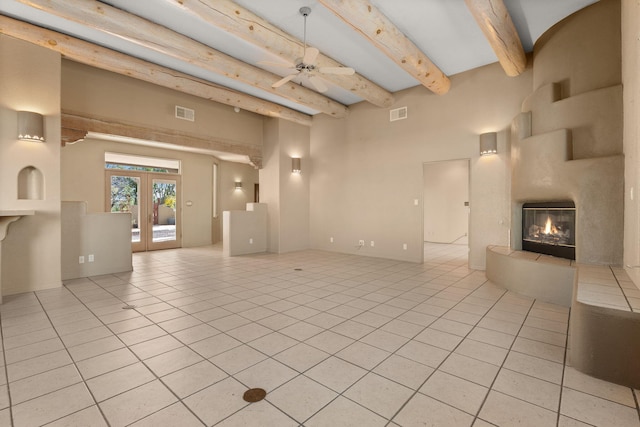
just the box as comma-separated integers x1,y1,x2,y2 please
17,166,44,200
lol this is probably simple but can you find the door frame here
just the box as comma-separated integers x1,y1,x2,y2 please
148,173,182,251
106,169,181,252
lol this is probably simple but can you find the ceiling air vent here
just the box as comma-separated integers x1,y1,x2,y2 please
175,105,195,122
390,106,408,122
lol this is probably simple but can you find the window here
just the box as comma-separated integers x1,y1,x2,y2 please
104,152,180,173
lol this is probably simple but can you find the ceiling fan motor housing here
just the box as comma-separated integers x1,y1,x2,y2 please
300,7,311,17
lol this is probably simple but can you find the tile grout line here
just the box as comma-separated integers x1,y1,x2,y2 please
468,294,537,425
378,278,513,426
609,265,634,311
225,257,483,425
29,289,110,426
62,277,210,427
295,269,487,425
5,247,633,426
634,388,640,423
84,273,303,427
555,305,571,427
158,249,640,426
0,311,15,427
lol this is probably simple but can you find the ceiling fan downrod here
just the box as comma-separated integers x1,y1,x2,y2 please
300,7,311,61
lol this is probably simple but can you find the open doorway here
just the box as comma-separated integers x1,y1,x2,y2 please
423,159,470,264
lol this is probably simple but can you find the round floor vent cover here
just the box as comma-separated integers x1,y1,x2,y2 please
243,388,267,402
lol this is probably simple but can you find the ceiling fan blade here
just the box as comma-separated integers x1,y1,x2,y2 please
318,66,355,75
259,60,296,69
303,47,319,65
308,75,328,93
272,72,299,88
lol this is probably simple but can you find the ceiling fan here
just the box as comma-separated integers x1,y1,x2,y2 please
268,6,355,93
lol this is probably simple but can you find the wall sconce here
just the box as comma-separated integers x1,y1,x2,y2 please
17,111,45,142
292,157,301,174
235,182,243,190
479,132,497,156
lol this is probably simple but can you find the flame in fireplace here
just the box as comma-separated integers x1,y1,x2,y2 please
523,204,574,249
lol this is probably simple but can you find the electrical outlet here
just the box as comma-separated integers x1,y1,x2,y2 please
402,243,408,250
88,254,94,262
249,238,253,244
370,241,375,247
330,237,334,243
79,256,85,264
358,240,365,246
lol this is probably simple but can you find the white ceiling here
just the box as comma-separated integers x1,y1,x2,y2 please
1,0,597,116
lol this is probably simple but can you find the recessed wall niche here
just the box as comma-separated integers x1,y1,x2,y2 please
17,166,44,200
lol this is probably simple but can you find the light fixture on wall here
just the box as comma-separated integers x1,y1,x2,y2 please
235,182,243,190
292,157,301,174
479,132,497,156
17,111,45,142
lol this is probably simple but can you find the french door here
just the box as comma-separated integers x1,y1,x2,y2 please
106,170,181,252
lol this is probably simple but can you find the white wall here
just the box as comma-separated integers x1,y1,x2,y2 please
423,160,469,243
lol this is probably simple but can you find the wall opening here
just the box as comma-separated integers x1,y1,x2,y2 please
423,159,470,264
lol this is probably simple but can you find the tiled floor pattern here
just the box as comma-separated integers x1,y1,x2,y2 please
0,243,638,426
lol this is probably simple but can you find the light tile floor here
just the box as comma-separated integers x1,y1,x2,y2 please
0,243,639,426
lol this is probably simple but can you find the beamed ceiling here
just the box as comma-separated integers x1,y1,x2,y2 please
1,0,599,118
1,0,598,162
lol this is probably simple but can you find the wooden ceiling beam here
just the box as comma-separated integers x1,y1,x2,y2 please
13,0,348,118
171,0,394,108
0,15,312,127
317,0,450,95
464,0,527,76
62,111,263,168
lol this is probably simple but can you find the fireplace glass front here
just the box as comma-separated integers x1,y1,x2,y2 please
522,201,575,260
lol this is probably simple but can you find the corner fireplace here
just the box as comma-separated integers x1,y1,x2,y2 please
522,201,576,260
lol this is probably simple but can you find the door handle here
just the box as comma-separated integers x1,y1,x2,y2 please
148,213,153,224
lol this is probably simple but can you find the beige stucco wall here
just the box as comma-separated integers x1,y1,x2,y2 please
310,61,530,267
0,36,62,296
62,60,263,149
511,0,623,265
278,120,311,253
60,60,260,247
61,201,132,280
61,137,257,248
259,118,311,254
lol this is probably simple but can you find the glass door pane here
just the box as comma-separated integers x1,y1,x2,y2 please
108,172,145,252
148,175,180,250
106,170,180,252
